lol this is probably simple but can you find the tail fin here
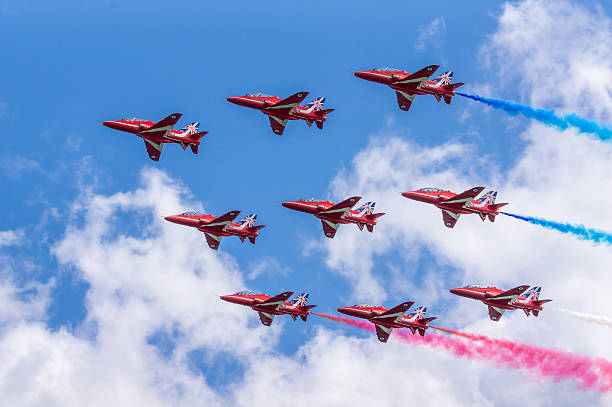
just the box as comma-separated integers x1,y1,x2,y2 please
304,97,326,114
443,95,452,105
246,225,265,244
179,122,199,135
417,316,437,325
408,306,427,320
237,214,257,230
524,286,542,301
435,71,453,85
476,191,497,205
289,293,309,307
356,201,375,216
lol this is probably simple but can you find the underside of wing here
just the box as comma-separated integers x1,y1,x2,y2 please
319,196,361,219
139,113,181,138
321,219,340,238
199,211,241,234
487,285,530,306
392,64,439,91
395,91,415,111
144,139,164,161
440,187,485,209
374,324,393,343
258,311,276,326
442,210,460,228
263,91,308,117
257,291,294,309
268,116,288,135
204,233,222,250
488,305,505,321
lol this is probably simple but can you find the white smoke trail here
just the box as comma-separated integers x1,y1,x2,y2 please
555,308,612,330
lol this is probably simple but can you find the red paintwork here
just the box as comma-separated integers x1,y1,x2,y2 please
226,92,333,134
354,65,464,110
281,197,384,238
102,113,207,161
401,187,508,228
164,211,264,249
220,291,315,323
450,285,552,319
337,302,436,342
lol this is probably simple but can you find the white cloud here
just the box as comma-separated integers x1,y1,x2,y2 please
414,17,446,50
0,230,25,247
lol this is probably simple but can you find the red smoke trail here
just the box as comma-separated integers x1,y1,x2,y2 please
313,313,612,393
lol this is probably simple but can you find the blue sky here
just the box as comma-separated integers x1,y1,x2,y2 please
2,1,612,405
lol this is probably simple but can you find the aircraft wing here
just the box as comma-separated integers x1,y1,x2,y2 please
256,291,294,311
371,301,414,324
198,210,241,234
257,311,276,326
396,91,416,111
139,113,182,138
487,285,530,305
204,232,223,250
488,305,506,321
143,139,164,161
263,91,309,117
374,324,393,343
392,64,439,91
319,196,362,220
268,116,288,135
441,209,461,228
440,187,485,209
320,219,340,238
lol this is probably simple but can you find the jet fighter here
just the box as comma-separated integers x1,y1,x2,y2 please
401,187,508,228
220,291,316,326
227,92,334,135
282,197,384,238
337,302,436,343
164,211,265,250
354,65,464,111
450,285,552,321
102,113,207,161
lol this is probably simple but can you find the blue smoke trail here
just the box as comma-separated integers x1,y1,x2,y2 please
501,212,612,245
457,92,612,141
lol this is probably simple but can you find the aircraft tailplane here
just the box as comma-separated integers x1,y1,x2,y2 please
314,109,335,130
443,95,452,104
366,224,374,232
533,310,540,317
418,328,426,336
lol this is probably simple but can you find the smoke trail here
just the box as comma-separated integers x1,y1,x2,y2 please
555,308,612,330
501,212,612,245
457,92,612,141
313,313,612,393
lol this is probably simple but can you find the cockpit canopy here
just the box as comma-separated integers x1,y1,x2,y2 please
373,67,401,72
234,290,259,295
179,211,204,216
246,93,272,97
299,198,322,202
417,187,445,192
353,304,374,308
462,284,493,288
121,118,144,122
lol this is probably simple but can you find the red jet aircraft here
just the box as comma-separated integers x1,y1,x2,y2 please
337,303,436,342
226,92,334,135
282,197,384,238
164,211,264,250
450,285,552,321
102,113,207,161
354,65,464,111
220,291,316,326
401,187,508,228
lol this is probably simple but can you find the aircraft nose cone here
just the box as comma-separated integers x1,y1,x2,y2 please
401,191,417,199
354,71,369,80
449,288,460,295
281,201,297,210
337,307,352,316
219,295,232,302
164,215,179,224
226,96,240,104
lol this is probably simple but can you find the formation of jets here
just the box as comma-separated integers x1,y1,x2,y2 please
100,64,552,342
450,285,552,321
